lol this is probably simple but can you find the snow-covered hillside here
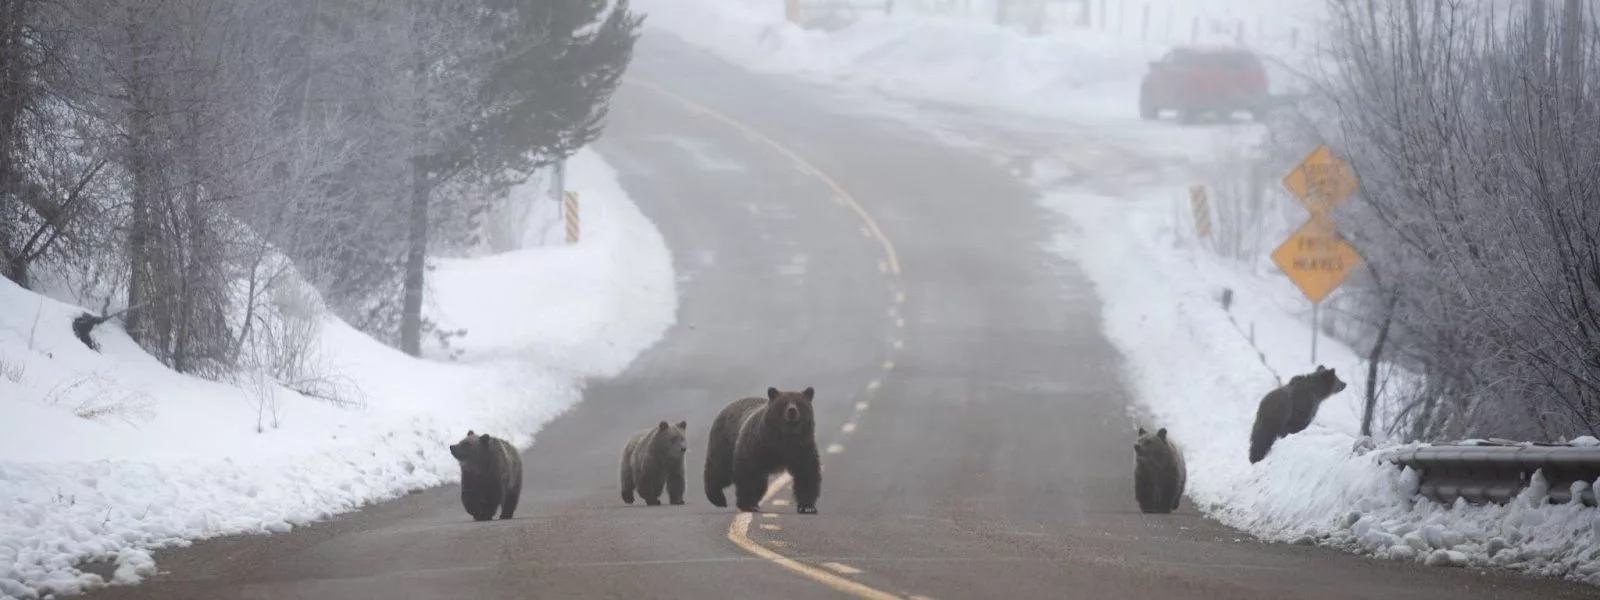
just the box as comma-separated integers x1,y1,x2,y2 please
0,149,678,598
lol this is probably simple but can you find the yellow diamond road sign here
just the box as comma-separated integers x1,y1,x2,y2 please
1272,217,1362,304
1282,145,1358,216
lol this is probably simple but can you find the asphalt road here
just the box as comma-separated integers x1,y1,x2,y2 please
81,33,1598,600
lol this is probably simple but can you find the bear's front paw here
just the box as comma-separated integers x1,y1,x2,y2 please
797,505,817,515
670,499,685,505
736,504,761,512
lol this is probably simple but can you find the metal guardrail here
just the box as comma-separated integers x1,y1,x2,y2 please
1382,442,1600,507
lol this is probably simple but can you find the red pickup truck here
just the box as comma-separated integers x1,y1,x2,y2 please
1138,45,1271,123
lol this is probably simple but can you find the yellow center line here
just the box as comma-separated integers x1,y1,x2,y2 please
821,562,865,575
625,75,916,600
625,76,904,276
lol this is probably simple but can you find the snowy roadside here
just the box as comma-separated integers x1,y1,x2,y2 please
1037,177,1600,585
0,148,678,599
630,0,1600,586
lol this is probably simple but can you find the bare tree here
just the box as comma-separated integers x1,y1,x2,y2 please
1285,0,1600,441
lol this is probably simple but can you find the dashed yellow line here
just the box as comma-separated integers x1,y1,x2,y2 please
627,75,917,600
822,562,865,575
627,76,903,276
866,379,881,391
893,340,904,350
882,360,896,371
725,472,906,600
841,422,857,433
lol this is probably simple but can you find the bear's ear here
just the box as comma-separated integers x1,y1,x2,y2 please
800,386,815,402
465,430,475,437
1157,428,1167,440
767,387,781,401
1137,427,1147,436
1315,365,1327,372
676,420,688,431
479,434,493,446
658,420,669,431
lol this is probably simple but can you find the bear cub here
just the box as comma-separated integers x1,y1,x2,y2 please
704,386,822,514
449,430,523,521
621,420,690,506
1248,365,1347,463
1134,427,1186,514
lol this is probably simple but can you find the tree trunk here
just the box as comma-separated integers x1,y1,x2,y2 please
400,158,429,356
1560,0,1583,110
0,0,28,287
1361,295,1397,438
1531,0,1548,79
123,16,155,346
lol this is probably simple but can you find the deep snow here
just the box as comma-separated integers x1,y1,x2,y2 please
635,0,1600,586
0,148,677,598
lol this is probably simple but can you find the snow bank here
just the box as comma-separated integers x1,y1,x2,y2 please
1039,180,1600,585
0,148,677,598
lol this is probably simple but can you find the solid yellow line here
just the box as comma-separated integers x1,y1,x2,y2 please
625,76,904,276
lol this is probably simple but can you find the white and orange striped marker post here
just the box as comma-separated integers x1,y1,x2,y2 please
563,191,580,244
1189,184,1213,239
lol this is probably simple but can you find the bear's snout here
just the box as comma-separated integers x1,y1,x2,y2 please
784,404,800,422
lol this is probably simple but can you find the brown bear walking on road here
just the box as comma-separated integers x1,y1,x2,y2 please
1248,365,1347,463
449,430,523,521
1134,427,1186,514
704,387,822,514
621,420,689,506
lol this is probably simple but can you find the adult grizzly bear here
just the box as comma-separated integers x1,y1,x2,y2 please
704,387,821,514
448,430,523,521
621,420,690,506
1248,365,1348,463
1134,427,1186,514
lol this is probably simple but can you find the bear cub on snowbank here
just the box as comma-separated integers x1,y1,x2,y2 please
705,387,822,514
449,430,523,521
621,420,690,506
1248,365,1348,464
1134,427,1186,514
